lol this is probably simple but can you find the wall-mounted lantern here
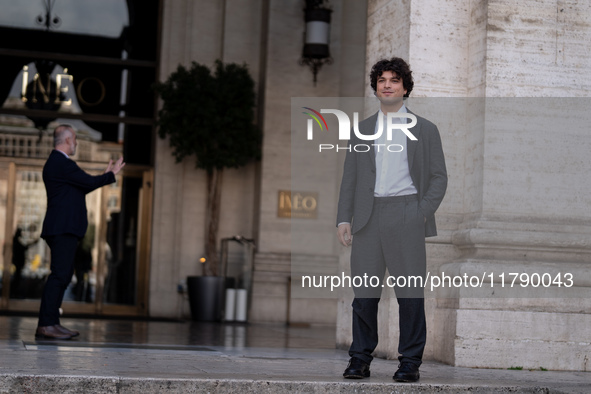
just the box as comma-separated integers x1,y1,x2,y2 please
299,0,332,85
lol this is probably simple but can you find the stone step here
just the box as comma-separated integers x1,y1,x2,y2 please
0,375,560,394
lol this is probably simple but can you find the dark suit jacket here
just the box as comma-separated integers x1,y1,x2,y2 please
41,150,116,239
336,109,447,237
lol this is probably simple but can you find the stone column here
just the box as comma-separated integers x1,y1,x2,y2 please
340,0,591,371
250,0,367,324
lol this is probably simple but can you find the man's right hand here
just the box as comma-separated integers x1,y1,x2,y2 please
105,157,126,175
337,223,352,247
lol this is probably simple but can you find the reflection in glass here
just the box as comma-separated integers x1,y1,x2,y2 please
11,170,47,299
104,176,140,305
7,165,124,303
1,61,104,147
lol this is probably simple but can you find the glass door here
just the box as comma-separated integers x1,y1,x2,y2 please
0,160,152,317
96,167,153,316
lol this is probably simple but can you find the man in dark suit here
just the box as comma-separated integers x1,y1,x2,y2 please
337,58,447,382
36,124,125,339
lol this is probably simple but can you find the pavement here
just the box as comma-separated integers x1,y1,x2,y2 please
0,315,589,393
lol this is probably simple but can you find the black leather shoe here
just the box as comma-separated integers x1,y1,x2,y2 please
56,324,80,337
343,357,370,379
35,325,72,340
393,362,420,382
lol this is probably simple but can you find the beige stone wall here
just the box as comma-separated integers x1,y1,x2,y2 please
251,0,367,325
151,0,367,323
151,0,261,318
485,0,591,96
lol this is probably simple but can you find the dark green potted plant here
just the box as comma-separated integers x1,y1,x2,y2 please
154,60,261,321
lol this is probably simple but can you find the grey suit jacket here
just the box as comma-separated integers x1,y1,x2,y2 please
336,109,447,237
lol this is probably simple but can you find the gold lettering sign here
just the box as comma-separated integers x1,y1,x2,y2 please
21,65,73,106
278,190,318,219
20,65,107,108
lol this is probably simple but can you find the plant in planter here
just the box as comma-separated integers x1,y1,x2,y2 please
154,61,261,320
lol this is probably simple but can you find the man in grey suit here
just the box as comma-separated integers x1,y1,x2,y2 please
337,57,447,382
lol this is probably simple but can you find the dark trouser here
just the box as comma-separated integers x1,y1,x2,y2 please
38,234,79,327
11,266,23,298
348,194,427,366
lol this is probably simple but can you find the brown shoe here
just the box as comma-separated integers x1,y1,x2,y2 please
56,324,80,338
35,325,73,339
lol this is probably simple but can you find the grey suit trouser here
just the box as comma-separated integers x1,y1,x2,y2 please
349,194,426,366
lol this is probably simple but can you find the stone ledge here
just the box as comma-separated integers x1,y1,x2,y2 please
0,375,556,394
453,228,591,252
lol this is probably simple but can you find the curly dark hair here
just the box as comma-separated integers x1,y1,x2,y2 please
370,57,414,97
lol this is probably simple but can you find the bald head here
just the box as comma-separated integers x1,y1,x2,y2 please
53,124,77,156
53,124,73,146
